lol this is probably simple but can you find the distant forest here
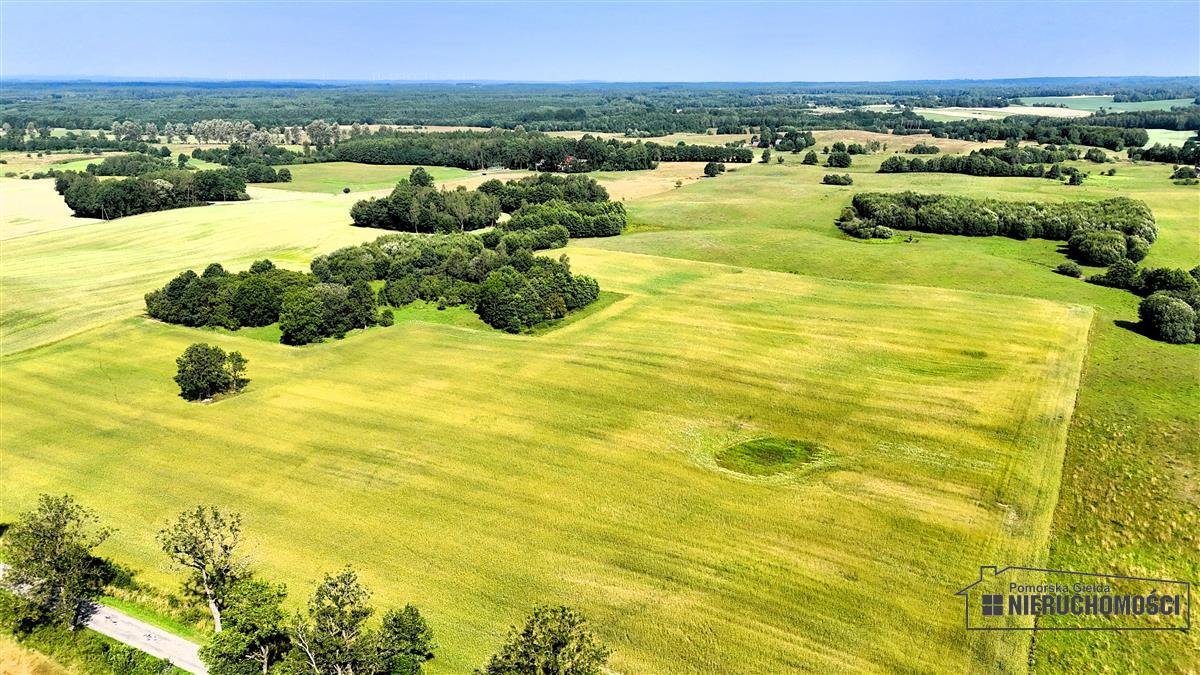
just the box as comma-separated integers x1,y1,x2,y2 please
2,77,1197,134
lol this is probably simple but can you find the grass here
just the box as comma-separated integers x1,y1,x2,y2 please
585,155,1200,671
0,141,1195,672
0,633,74,675
1,243,1091,672
1020,95,1197,113
714,437,820,476
258,162,475,194
1142,128,1198,147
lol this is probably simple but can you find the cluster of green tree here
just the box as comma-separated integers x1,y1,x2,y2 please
477,172,611,212
703,161,727,177
474,173,626,237
191,143,301,167
1077,107,1200,132
1128,139,1200,165
145,259,380,346
84,152,172,176
349,168,501,232
835,192,1156,264
55,168,248,219
341,233,600,333
174,343,248,401
906,142,940,154
929,118,1149,150
822,174,853,185
332,130,751,172
1088,261,1200,343
755,128,816,150
879,140,1092,182
830,140,878,155
504,200,626,238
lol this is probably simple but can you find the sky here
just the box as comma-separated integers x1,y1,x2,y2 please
1,1,1198,82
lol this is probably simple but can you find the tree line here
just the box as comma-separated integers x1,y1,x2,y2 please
349,168,501,233
55,168,248,219
332,130,752,172
1088,261,1200,344
836,191,1156,264
878,142,1088,182
0,494,612,675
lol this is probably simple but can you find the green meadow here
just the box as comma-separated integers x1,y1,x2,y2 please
260,162,476,193
1021,95,1197,112
0,144,1196,672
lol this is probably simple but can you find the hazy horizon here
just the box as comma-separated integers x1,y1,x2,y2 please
2,1,1197,82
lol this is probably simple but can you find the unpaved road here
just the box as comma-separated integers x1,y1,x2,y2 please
86,604,207,674
0,563,206,674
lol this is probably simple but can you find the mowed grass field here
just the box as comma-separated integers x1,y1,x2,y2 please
257,162,501,194
2,241,1090,672
1020,95,1197,113
1,142,1195,671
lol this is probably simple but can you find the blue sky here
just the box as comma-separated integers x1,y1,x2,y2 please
2,1,1197,81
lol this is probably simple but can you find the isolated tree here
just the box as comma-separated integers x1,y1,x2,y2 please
703,161,720,177
0,494,112,631
178,153,189,170
760,148,771,164
277,168,293,182
378,604,436,674
802,150,818,165
200,578,290,675
158,506,245,633
480,606,610,675
175,343,234,400
291,568,375,675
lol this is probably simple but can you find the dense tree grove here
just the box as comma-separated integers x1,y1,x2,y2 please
84,152,172,176
55,168,247,219
505,200,625,238
879,142,1087,179
350,169,501,232
836,192,1156,264
148,227,602,340
929,118,1151,150
332,130,751,172
1129,139,1200,165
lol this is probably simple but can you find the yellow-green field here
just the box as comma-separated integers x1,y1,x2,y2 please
259,162,480,194
1,144,1196,672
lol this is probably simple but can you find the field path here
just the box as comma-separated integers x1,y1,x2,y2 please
0,564,205,673
86,605,206,674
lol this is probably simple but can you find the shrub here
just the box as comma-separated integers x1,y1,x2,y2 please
1139,267,1200,295
1088,258,1141,289
826,151,852,168
342,186,351,193
822,174,853,186
1055,262,1083,278
1068,229,1127,266
1138,292,1196,343
379,308,395,327
1171,166,1198,180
